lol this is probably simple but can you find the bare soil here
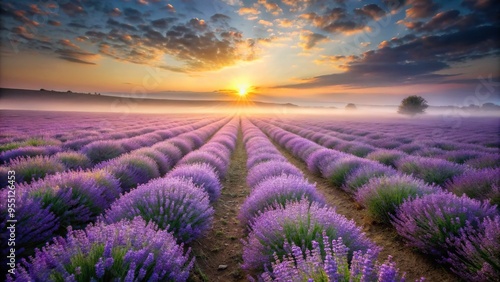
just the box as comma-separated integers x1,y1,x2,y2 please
189,127,249,282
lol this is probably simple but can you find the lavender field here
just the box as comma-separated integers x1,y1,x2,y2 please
0,110,498,282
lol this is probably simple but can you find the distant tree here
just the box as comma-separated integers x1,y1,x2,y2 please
345,103,357,110
398,95,428,116
40,88,46,91
482,103,500,111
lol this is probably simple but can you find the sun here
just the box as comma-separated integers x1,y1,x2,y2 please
238,85,248,97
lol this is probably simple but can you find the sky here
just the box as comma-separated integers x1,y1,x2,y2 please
0,0,499,107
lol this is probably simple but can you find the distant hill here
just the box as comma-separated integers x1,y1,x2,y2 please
0,88,299,113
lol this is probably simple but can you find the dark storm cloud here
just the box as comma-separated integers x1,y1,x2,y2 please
279,24,500,89
59,2,86,16
354,4,387,20
210,13,231,23
47,20,61,26
300,32,328,50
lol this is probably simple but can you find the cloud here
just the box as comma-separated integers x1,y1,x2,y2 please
238,7,260,15
165,4,175,12
258,0,283,15
300,7,374,34
58,39,79,49
151,17,176,29
47,20,61,26
354,4,387,20
299,31,329,50
405,0,439,19
258,19,273,26
123,7,143,23
278,24,500,89
60,2,86,16
110,8,121,17
107,18,138,32
210,13,231,23
275,18,294,27
55,49,99,65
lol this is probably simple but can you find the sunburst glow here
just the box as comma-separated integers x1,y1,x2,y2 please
238,85,249,97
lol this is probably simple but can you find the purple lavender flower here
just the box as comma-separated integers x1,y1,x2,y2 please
306,149,347,175
247,152,287,169
342,163,397,194
9,156,65,183
9,217,194,282
446,168,500,207
238,175,326,227
391,192,498,257
179,150,228,179
17,170,121,231
54,151,91,170
396,156,465,186
247,160,303,188
133,148,172,175
242,199,376,271
153,143,183,164
366,149,406,168
0,145,62,164
81,140,126,164
465,153,500,169
321,156,373,187
0,195,59,275
104,177,214,243
98,154,160,192
444,215,499,281
355,174,440,223
168,163,221,202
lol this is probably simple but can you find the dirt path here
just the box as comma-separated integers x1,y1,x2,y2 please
272,141,458,282
189,126,249,282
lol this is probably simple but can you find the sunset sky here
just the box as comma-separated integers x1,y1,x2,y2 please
0,0,499,106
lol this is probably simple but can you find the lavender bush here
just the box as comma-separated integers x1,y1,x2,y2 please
0,145,61,164
322,157,372,187
242,199,376,271
445,215,500,281
396,156,465,186
391,192,498,257
9,156,65,183
342,163,397,194
446,168,500,207
168,163,221,202
179,150,227,179
9,218,193,282
104,177,214,243
306,149,346,175
18,170,121,231
366,150,406,168
261,234,411,282
81,140,126,164
247,160,303,188
133,148,172,175
54,151,91,170
153,143,183,164
239,175,325,227
98,154,160,192
355,175,440,223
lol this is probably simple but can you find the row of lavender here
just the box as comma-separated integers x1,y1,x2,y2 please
2,117,235,280
262,118,500,207
269,117,499,169
0,112,199,153
239,119,411,281
0,116,203,163
0,117,219,187
252,118,499,281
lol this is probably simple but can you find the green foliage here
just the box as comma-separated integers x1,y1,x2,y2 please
398,95,428,116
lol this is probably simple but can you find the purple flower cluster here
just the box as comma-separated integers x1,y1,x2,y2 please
9,217,193,282
54,151,92,170
342,162,397,194
391,192,498,257
103,177,214,243
168,163,221,202
247,160,303,188
395,156,465,186
238,174,325,227
444,215,500,281
81,140,127,164
445,168,500,207
242,199,376,271
0,145,62,164
262,233,410,282
8,155,65,184
355,174,440,223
